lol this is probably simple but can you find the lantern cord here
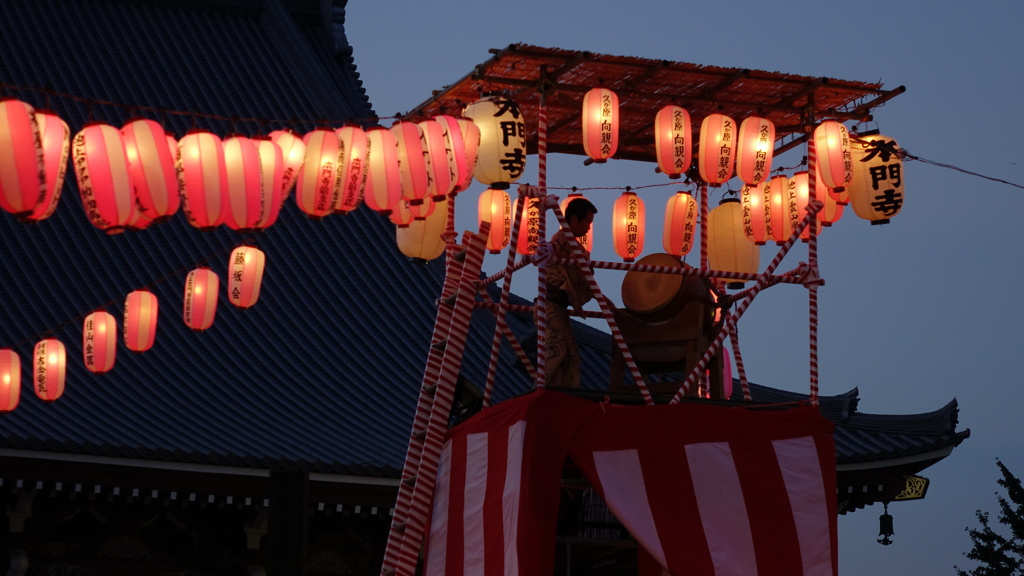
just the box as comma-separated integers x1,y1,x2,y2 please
900,151,1024,190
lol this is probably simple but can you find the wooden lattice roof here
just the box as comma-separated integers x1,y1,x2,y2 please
407,43,905,163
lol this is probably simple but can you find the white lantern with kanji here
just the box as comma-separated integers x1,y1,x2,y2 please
735,116,774,186
177,130,227,229
582,87,619,163
813,120,853,190
465,96,526,189
698,113,737,186
613,190,645,262
72,123,135,233
0,350,20,413
707,198,760,289
228,246,266,309
654,105,692,179
183,268,219,332
124,290,158,352
663,191,697,256
478,187,511,253
33,338,65,402
848,134,904,225
83,311,117,374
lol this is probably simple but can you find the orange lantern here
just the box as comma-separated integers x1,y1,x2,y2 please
392,120,430,207
26,110,70,222
228,246,265,309
183,268,219,332
417,119,451,201
698,113,737,186
455,118,481,192
0,349,20,412
389,199,415,228
335,125,368,214
33,338,66,402
121,118,179,224
613,190,645,262
735,116,775,186
848,134,904,225
789,172,821,241
516,196,541,255
397,195,448,261
739,183,770,245
296,128,342,218
812,165,844,226
253,136,286,229
663,191,698,256
559,193,593,253
478,187,511,253
269,129,305,196
464,96,525,189
813,120,852,190
83,310,117,374
124,289,158,352
72,123,135,233
0,99,44,218
582,87,618,162
364,127,402,214
408,196,436,221
707,198,760,289
654,105,691,179
435,115,471,194
766,175,792,245
223,135,268,232
177,130,227,229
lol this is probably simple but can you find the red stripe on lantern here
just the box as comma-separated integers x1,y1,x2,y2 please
183,268,219,332
0,349,20,413
26,110,69,222
654,105,691,179
0,99,45,218
335,125,368,213
33,338,66,402
364,127,401,215
177,130,227,229
124,289,158,352
72,123,135,234
516,197,541,255
228,246,266,309
83,311,117,374
122,119,179,224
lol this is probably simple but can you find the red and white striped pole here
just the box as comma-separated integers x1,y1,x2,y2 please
807,139,822,405
534,91,550,389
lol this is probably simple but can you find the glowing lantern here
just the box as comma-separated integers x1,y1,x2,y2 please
177,130,227,229
789,172,821,241
455,118,481,192
72,123,135,233
516,197,541,255
654,105,691,179
26,110,70,222
435,115,472,194
253,136,285,228
735,116,774,185
228,246,265,309
397,195,448,261
121,119,179,224
663,191,698,256
582,87,619,162
848,134,904,225
124,290,158,352
813,120,852,190
613,190,645,262
740,183,769,245
389,199,415,228
183,268,219,332
83,310,117,374
560,193,593,253
0,99,44,218
707,198,760,289
698,113,737,186
33,338,65,402
417,119,451,201
478,187,511,253
766,175,792,245
364,127,402,214
223,135,268,232
0,350,20,412
811,165,844,226
464,96,526,189
296,128,342,218
269,129,305,196
335,125,368,213
392,121,430,209
408,196,436,221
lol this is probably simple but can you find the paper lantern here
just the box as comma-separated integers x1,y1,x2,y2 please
478,187,511,253
663,191,698,256
0,350,20,412
72,123,135,233
269,129,305,196
813,120,852,190
735,116,775,186
766,175,793,245
848,134,904,225
613,190,645,262
464,96,526,189
435,115,472,194
392,121,430,207
789,172,821,241
408,196,436,221
26,110,70,222
83,310,117,374
582,87,618,162
223,135,268,232
455,118,481,192
183,268,219,332
335,125,368,213
654,105,691,179
740,183,770,245
811,164,844,226
559,193,593,253
296,128,342,218
228,246,266,309
121,118,179,224
516,196,541,255
417,119,451,201
397,195,448,261
364,127,402,214
177,130,227,229
698,113,737,186
253,136,286,228
124,290,158,352
33,338,65,402
707,198,760,289
389,199,415,228
0,99,44,218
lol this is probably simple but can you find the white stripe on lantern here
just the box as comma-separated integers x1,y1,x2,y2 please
27,110,69,222
296,128,342,218
121,119,179,222
124,290,158,352
33,338,66,402
72,123,135,234
364,127,402,215
228,246,266,308
0,349,21,413
183,268,219,332
83,311,117,374
177,130,227,229
0,99,45,217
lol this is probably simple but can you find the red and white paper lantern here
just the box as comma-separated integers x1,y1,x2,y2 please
122,118,179,224
26,110,70,222
72,123,135,233
766,175,792,245
582,87,619,163
478,187,511,253
183,268,219,332
228,246,265,309
435,115,473,194
124,289,158,352
83,311,117,374
465,96,526,189
177,130,227,229
417,119,452,201
253,136,286,229
735,116,774,186
296,128,342,218
813,120,852,190
335,125,368,214
698,113,737,186
392,121,430,207
740,183,770,245
654,105,691,179
33,338,66,402
613,190,645,262
223,135,268,232
663,191,698,256
364,127,402,214
0,99,44,218
269,129,305,196
0,350,20,413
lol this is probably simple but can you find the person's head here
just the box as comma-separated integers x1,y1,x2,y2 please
564,197,597,238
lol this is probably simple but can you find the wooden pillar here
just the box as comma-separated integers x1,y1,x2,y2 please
268,469,308,576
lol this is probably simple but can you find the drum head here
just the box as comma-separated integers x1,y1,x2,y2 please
621,253,685,315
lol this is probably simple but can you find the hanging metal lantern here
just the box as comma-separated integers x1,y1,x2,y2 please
335,125,368,214
392,120,430,207
121,118,179,224
813,120,853,190
183,268,219,332
478,187,511,253
33,338,66,402
789,172,821,241
296,128,343,219
364,127,402,215
698,113,737,186
582,87,619,163
269,129,305,196
663,191,698,256
455,118,481,192
223,135,267,232
417,119,451,201
516,197,541,255
228,246,265,309
848,134,904,225
740,183,770,245
25,110,69,222
464,96,526,189
397,195,448,261
0,349,20,413
736,116,775,186
72,123,135,234
177,130,227,230
253,136,285,229
560,192,593,253
766,175,792,245
613,190,645,262
654,105,691,179
0,99,44,219
83,310,117,374
124,289,158,353
707,198,760,289
435,115,471,195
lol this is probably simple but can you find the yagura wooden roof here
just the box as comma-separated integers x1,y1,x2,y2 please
407,43,905,163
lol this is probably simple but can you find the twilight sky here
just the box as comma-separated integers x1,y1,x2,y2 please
347,1,1024,573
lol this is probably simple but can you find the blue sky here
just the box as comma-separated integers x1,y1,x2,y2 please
347,1,1024,573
